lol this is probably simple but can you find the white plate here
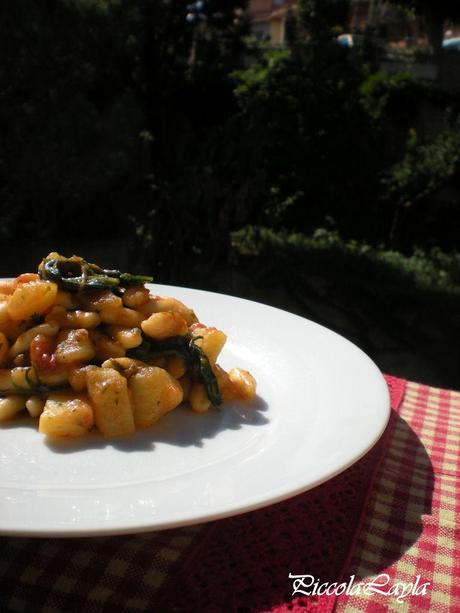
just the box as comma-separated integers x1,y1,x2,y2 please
0,285,390,537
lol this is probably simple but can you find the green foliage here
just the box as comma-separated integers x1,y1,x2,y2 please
360,71,419,119
231,225,460,389
298,0,350,37
232,36,388,237
236,40,460,248
232,226,460,295
384,121,460,209
382,117,460,248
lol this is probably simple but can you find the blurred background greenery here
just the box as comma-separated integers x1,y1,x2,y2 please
1,0,459,387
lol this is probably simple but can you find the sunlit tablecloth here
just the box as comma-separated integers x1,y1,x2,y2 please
1,375,459,613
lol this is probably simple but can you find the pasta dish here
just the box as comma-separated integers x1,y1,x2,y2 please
0,253,256,438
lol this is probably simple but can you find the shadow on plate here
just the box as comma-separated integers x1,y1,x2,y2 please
0,415,39,430
43,395,269,454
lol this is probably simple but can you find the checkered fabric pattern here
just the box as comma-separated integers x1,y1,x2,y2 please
152,376,406,613
0,525,204,612
335,381,460,613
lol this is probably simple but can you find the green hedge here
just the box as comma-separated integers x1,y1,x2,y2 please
232,226,460,296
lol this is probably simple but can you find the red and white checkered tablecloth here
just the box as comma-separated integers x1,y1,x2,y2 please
1,376,459,613
335,381,460,613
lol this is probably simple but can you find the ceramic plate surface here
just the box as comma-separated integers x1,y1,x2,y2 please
0,285,390,537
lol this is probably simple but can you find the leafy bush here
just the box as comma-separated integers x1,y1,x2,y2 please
232,40,390,239
232,226,460,295
382,117,460,249
230,225,460,388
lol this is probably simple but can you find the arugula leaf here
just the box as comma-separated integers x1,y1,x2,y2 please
39,255,153,292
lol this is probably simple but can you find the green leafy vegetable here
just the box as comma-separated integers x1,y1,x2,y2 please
38,254,153,292
128,336,222,407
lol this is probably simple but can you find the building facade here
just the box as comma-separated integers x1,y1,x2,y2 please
247,0,375,45
248,0,297,45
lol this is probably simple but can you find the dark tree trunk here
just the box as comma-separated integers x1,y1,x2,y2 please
424,7,445,54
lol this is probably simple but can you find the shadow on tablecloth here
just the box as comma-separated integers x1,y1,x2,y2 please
155,410,434,613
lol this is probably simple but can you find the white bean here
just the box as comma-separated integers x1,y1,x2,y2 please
0,396,26,421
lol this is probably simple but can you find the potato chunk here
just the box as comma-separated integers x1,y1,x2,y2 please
86,367,135,436
129,366,183,428
68,365,98,392
39,392,94,438
54,328,96,364
191,327,227,364
7,281,57,321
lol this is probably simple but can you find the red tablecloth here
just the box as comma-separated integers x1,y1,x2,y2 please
1,375,459,613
